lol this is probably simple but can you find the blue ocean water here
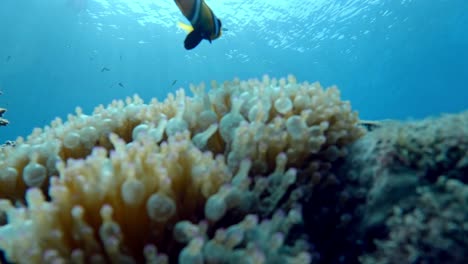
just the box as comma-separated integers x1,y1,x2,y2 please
0,0,466,142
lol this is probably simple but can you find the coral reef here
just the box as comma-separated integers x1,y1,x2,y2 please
1,74,466,264
0,75,363,263
339,111,468,264
351,112,467,231
360,176,468,264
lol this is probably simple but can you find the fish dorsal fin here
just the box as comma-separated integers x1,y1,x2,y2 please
184,30,203,50
177,21,194,33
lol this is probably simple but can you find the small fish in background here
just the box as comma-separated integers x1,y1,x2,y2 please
108,82,126,89
171,80,177,87
0,118,8,127
101,67,110,72
0,106,8,127
358,120,382,132
174,0,224,50
120,54,123,61
6,56,11,62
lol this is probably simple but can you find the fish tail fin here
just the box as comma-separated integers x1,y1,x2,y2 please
184,30,203,50
177,21,194,33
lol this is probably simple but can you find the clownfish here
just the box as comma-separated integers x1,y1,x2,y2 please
174,0,223,50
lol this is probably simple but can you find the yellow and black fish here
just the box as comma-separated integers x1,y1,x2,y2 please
174,0,223,50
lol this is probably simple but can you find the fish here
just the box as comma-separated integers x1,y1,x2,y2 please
174,0,223,50
358,120,382,132
171,80,177,86
0,118,8,127
101,67,110,72
118,82,125,88
6,56,11,62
